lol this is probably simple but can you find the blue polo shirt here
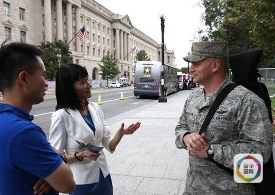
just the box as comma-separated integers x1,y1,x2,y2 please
0,103,62,195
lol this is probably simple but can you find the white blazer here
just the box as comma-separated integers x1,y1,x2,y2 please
49,102,114,184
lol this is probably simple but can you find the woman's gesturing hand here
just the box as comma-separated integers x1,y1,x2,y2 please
118,122,141,135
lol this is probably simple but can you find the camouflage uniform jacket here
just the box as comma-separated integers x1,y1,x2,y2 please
175,78,273,195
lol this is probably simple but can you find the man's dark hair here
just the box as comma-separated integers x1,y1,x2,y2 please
0,42,43,93
55,63,89,111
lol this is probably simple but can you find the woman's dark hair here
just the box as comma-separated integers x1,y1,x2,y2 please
55,63,89,111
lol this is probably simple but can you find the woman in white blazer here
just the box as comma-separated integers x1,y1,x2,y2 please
49,64,141,195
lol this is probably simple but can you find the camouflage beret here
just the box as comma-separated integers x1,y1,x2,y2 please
183,41,228,63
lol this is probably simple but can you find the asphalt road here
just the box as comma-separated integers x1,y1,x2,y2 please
31,87,160,137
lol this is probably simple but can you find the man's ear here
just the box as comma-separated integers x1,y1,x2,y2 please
18,71,28,86
212,59,221,73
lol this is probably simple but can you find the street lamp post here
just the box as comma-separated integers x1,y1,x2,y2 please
56,53,61,68
187,52,190,73
158,14,167,103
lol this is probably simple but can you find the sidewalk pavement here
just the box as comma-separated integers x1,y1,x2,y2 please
60,90,192,195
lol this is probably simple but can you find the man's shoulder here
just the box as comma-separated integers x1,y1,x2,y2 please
231,85,266,104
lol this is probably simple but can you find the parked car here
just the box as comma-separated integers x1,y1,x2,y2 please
110,81,121,88
120,82,130,87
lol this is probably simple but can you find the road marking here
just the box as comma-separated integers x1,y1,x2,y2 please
34,111,53,117
97,96,133,103
33,96,134,117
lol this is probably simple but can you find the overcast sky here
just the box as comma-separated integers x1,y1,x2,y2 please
97,0,205,68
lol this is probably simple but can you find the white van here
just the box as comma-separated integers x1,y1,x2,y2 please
110,81,121,88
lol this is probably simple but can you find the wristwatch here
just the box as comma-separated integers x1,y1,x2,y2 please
206,145,214,159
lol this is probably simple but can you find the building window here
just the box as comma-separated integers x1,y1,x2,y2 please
5,27,11,40
107,28,109,35
98,36,100,44
87,46,90,55
76,59,79,64
93,48,95,56
80,16,83,24
3,2,10,17
20,31,26,42
92,21,95,28
103,37,105,45
19,8,25,21
98,24,100,31
86,19,89,27
107,39,109,46
93,34,95,42
87,31,90,40
103,26,105,33
81,45,83,52
98,49,100,57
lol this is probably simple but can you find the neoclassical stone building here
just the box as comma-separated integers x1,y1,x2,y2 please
1,0,176,82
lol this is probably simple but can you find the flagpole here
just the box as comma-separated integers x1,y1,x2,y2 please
123,47,136,60
67,27,83,45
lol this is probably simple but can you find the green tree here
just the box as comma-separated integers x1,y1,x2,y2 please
200,0,275,67
136,50,150,61
99,51,120,86
180,67,189,74
39,40,72,80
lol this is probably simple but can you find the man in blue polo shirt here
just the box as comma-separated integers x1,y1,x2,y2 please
0,42,75,194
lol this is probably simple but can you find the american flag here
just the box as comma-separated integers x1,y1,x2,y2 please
131,47,137,54
77,27,87,42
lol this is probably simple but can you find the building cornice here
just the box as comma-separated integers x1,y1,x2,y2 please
131,27,159,47
81,0,113,21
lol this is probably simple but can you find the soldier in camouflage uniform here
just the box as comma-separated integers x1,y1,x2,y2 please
175,41,273,195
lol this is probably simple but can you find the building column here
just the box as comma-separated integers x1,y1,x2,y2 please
33,0,43,45
120,30,123,60
127,33,131,62
115,28,120,60
123,32,127,61
75,6,81,52
56,0,63,41
44,0,52,42
66,2,72,48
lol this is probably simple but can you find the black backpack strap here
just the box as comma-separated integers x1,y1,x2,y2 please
199,83,237,135
198,83,237,175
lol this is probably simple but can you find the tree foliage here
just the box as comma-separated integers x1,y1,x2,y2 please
136,50,150,61
200,0,275,67
180,67,189,74
99,51,120,85
39,40,73,80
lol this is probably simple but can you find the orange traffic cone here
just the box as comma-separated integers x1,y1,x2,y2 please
97,94,102,105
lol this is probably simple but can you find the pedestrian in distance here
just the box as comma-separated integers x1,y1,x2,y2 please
0,42,75,195
49,63,141,195
175,41,273,194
